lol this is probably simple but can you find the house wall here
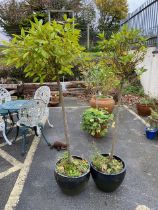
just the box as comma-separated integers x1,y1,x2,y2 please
139,47,158,98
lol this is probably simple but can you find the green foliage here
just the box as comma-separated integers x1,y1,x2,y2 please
0,0,31,36
1,17,84,82
98,25,147,86
76,2,96,45
92,154,123,174
139,97,154,105
96,0,128,38
56,152,89,177
122,84,144,96
83,59,119,96
81,108,113,137
151,108,158,121
0,0,83,37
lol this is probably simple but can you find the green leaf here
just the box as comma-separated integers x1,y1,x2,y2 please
23,52,29,59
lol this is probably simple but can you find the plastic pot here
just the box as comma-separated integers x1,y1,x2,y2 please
90,154,126,192
54,156,90,195
145,127,158,140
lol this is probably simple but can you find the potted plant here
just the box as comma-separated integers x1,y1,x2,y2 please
54,152,90,195
91,152,126,192
81,108,113,138
1,16,90,195
90,25,147,192
145,106,158,140
136,97,154,116
145,127,158,140
82,61,118,113
49,91,60,107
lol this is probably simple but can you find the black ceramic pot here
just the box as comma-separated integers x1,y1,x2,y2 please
91,154,126,192
54,156,90,195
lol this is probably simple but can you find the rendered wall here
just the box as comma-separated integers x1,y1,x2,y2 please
139,47,158,98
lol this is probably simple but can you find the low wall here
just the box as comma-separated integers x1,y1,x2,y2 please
0,81,86,98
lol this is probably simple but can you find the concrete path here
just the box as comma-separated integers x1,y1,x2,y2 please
0,101,158,210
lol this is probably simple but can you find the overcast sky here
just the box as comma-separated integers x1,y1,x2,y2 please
128,0,147,12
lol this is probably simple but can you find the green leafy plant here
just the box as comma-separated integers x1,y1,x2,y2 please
139,97,154,105
147,106,158,128
81,108,113,137
122,84,144,96
92,153,123,174
1,16,84,163
83,62,119,96
56,152,89,177
81,53,119,98
98,25,147,159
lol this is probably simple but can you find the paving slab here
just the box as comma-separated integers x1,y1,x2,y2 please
12,106,158,210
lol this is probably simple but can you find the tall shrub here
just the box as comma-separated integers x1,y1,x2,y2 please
1,16,84,162
98,25,147,158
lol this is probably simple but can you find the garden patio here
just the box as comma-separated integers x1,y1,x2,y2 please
0,97,157,210
1,1,158,210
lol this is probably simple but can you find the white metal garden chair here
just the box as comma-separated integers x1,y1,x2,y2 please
34,86,54,128
0,87,15,132
15,99,50,155
0,87,11,104
0,116,12,145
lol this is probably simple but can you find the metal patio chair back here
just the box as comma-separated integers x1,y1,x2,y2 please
0,87,13,133
16,99,50,155
0,87,11,104
34,86,54,128
34,86,50,105
18,99,45,128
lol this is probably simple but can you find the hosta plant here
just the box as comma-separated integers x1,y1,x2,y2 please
81,108,113,137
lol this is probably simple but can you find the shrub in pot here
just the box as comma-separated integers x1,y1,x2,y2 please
81,108,113,138
91,153,126,192
145,106,158,139
54,152,90,195
137,97,154,117
89,25,147,192
82,61,119,113
1,16,90,195
145,127,158,140
90,95,115,114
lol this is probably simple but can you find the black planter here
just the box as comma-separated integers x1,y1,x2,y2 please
91,154,126,192
54,156,90,195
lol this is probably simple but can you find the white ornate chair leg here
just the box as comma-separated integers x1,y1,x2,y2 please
36,126,41,136
47,118,54,128
2,125,12,145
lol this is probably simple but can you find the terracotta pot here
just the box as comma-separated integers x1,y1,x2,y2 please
49,96,59,107
89,96,115,113
136,103,152,116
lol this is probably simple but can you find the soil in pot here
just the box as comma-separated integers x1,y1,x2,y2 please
91,154,126,192
89,96,115,113
136,103,152,117
54,155,90,195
